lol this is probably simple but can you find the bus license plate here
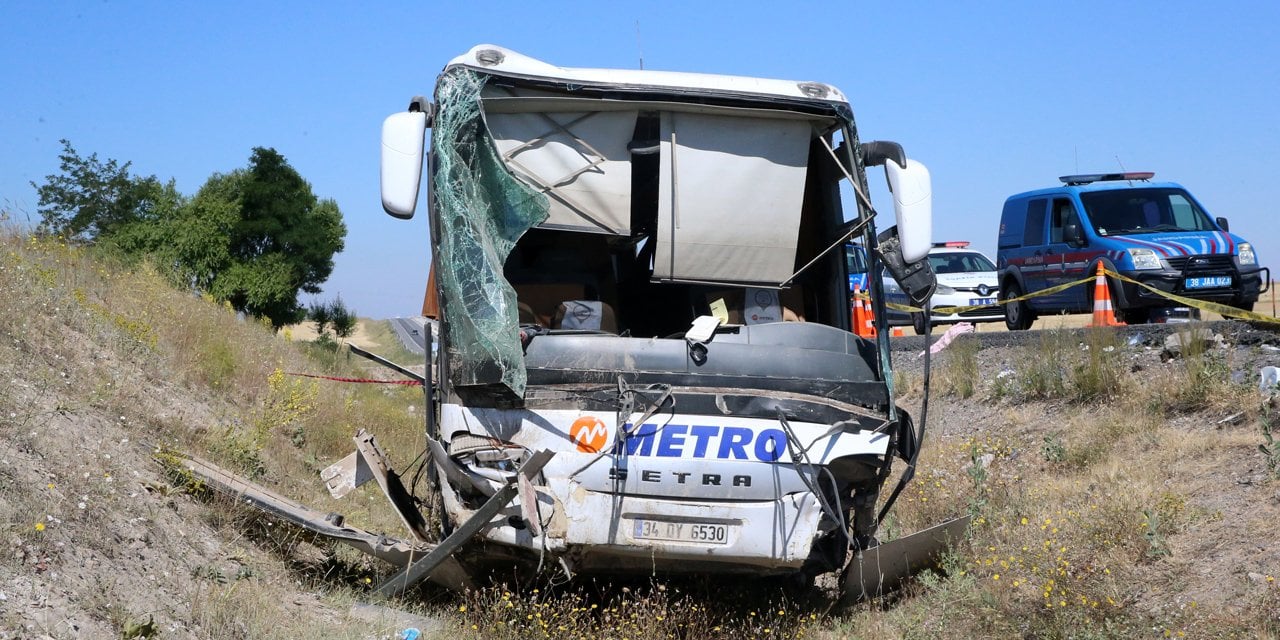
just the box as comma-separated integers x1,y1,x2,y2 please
1185,276,1231,289
632,519,730,545
969,297,996,306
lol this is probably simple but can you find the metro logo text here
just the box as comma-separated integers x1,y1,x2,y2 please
622,423,787,462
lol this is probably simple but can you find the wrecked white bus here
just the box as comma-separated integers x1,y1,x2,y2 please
181,44,962,600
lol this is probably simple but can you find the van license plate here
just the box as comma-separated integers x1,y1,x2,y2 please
632,519,730,545
968,297,997,306
1185,276,1232,289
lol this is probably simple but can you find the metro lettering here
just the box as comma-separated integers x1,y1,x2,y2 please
617,423,798,462
703,474,721,486
688,425,718,457
656,424,688,457
753,430,786,462
717,427,753,459
641,470,660,482
623,423,659,456
733,475,752,487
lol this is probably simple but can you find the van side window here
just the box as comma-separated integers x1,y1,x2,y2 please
1022,198,1047,246
1049,199,1079,244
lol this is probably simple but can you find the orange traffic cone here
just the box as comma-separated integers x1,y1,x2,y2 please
852,285,868,337
1090,262,1126,327
862,290,878,337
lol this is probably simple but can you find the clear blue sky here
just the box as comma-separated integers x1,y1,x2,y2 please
4,1,1277,319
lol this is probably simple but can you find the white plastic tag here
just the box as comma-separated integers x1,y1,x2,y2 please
686,315,722,343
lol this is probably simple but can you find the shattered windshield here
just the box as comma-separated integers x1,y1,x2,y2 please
433,68,550,399
432,66,863,400
1080,188,1216,236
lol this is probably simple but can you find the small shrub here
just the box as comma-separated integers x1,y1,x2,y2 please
1141,508,1170,560
1069,329,1125,403
1261,399,1280,478
308,299,331,335
966,440,989,518
209,424,266,479
197,336,237,389
1017,331,1072,400
1041,434,1066,463
330,297,357,339
938,335,979,399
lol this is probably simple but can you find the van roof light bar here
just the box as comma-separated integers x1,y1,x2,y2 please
1059,172,1155,186
932,241,970,248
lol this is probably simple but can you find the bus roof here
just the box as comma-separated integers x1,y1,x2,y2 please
446,44,850,107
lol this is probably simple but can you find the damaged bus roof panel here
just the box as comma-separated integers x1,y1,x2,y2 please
448,44,849,105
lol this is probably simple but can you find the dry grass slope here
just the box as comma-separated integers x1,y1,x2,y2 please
0,229,430,638
867,330,1280,638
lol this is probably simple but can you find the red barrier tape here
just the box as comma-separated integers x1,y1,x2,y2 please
286,372,423,386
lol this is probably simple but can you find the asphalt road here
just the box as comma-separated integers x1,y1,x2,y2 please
390,317,426,355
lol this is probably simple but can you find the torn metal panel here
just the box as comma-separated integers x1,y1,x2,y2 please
840,515,970,603
320,430,433,543
169,452,473,591
353,431,434,543
320,450,373,500
374,450,554,597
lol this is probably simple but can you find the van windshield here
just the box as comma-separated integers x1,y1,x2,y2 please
1080,188,1216,236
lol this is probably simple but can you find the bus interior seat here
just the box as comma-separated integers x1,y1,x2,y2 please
551,300,618,332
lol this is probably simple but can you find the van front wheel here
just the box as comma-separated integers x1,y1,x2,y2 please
912,312,928,335
1118,307,1150,325
1004,281,1036,330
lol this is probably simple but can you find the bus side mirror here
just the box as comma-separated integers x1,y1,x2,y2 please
877,226,936,307
381,109,429,219
884,159,932,263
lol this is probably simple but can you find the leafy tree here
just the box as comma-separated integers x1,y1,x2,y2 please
97,178,186,260
158,171,241,290
215,148,345,328
32,139,181,242
187,148,346,328
329,298,357,339
32,142,346,330
308,300,332,335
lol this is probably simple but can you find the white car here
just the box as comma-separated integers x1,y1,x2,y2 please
884,243,1002,334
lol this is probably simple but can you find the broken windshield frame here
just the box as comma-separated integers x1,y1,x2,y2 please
421,63,904,407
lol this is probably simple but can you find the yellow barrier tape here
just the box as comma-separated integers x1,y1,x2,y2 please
1106,269,1280,325
859,267,1277,325
864,274,1097,315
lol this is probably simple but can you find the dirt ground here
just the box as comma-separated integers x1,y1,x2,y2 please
889,320,1280,615
281,319,382,350
0,314,413,638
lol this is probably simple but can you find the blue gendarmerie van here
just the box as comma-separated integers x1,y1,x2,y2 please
996,172,1268,329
